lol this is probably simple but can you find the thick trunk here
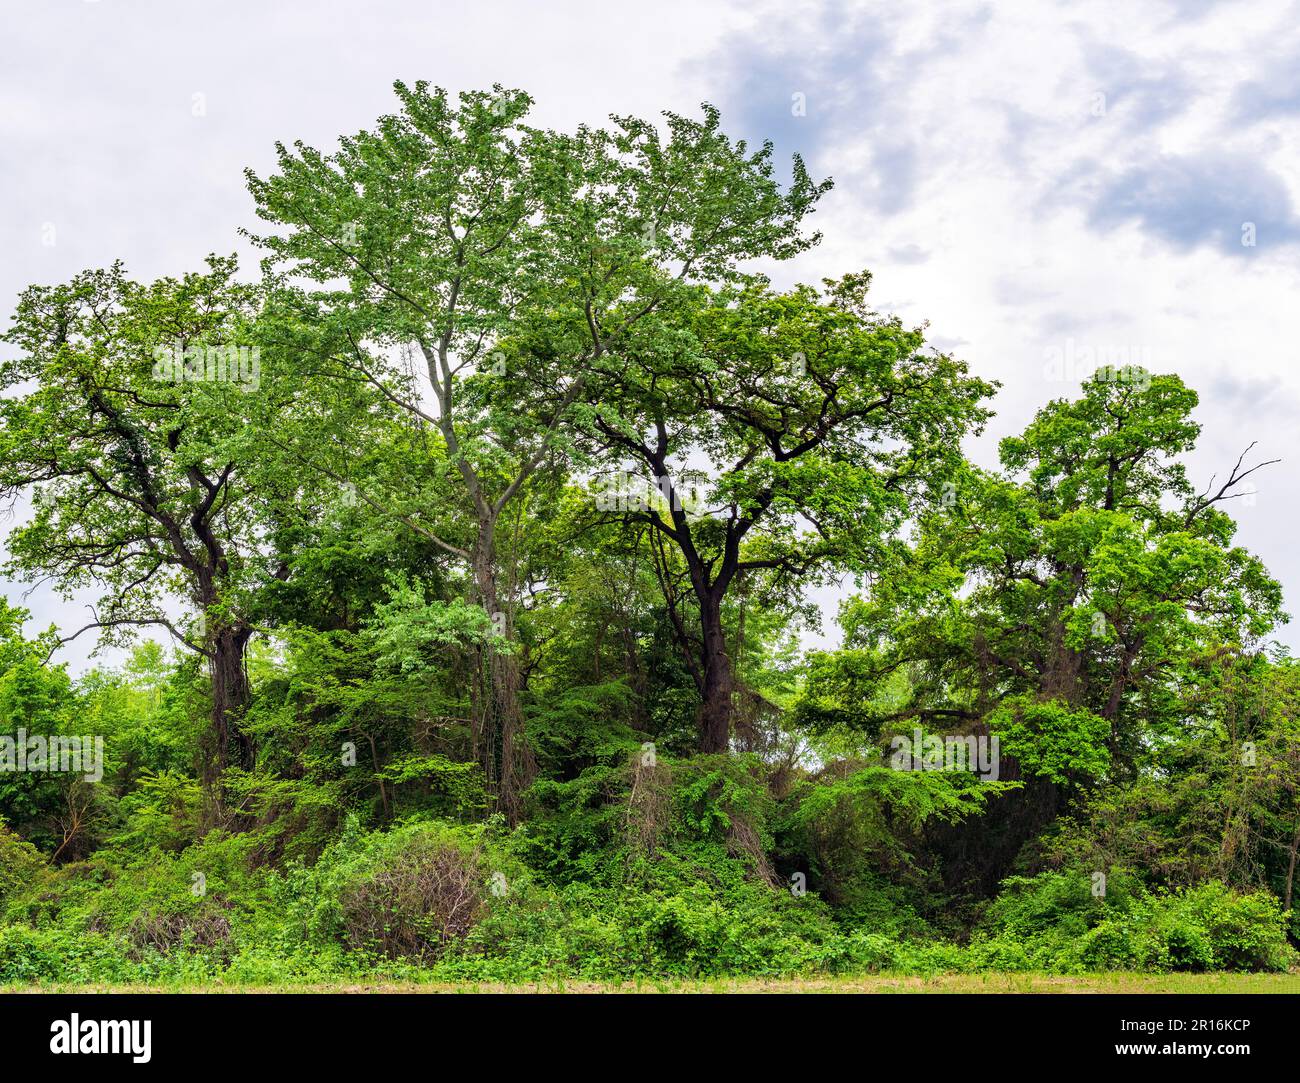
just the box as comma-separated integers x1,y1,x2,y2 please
1041,567,1088,707
697,596,733,754
200,622,254,822
472,543,533,824
492,645,530,824
209,624,254,770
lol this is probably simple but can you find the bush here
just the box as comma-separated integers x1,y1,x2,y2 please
0,822,47,909
277,818,508,964
0,925,135,985
1170,881,1295,972
4,810,1293,985
798,930,901,974
338,830,487,962
974,871,1296,973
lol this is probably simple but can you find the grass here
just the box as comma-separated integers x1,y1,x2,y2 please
5,972,1299,994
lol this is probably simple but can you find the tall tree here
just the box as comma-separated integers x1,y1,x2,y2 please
0,258,286,805
244,81,828,814
582,272,995,752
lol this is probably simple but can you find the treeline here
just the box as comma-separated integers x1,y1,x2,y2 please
0,84,1296,983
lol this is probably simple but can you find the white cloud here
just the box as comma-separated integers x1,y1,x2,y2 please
702,0,1300,647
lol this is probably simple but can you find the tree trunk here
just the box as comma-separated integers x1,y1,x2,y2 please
491,644,530,824
697,595,733,753
200,622,254,824
213,625,254,767
472,542,533,823
1284,816,1300,913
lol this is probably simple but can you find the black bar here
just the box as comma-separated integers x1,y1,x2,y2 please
1,990,1291,1069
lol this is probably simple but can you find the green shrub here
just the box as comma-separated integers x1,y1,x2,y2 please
276,818,515,964
0,822,47,909
4,808,1293,985
975,871,1296,974
1169,881,1295,972
0,925,135,985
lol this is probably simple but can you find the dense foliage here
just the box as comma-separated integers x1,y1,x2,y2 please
0,84,1294,985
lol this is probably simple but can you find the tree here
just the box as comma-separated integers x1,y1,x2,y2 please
581,272,995,752
244,81,828,814
1047,649,1300,921
826,367,1285,895
853,368,1283,760
0,258,285,802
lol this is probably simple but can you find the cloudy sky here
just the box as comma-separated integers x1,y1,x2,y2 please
2,0,1299,668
